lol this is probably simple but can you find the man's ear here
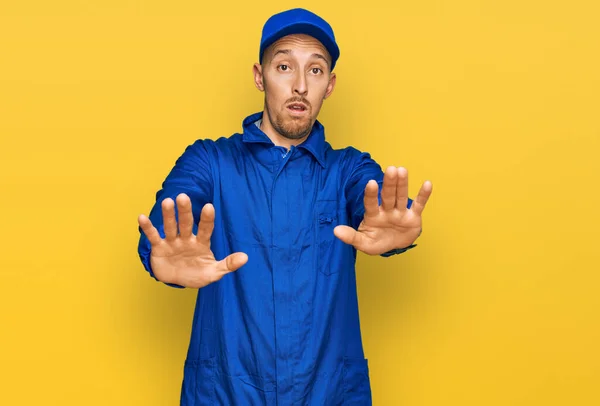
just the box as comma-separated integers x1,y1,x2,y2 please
324,72,337,99
253,63,265,92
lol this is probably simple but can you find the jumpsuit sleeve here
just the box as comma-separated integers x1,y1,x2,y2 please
344,150,418,257
137,139,214,288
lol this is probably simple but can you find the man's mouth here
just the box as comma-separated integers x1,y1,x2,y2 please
287,103,308,114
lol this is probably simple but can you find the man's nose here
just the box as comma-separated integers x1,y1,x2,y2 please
293,71,308,96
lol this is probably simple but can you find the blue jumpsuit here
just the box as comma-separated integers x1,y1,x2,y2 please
137,111,415,405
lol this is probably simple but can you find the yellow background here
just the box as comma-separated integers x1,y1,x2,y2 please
1,1,599,404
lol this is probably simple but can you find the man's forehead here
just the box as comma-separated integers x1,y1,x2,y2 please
266,34,332,65
269,34,329,54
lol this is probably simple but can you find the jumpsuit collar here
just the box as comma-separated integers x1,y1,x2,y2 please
242,111,327,168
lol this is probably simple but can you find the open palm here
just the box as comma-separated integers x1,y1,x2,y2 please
137,193,248,288
334,166,432,255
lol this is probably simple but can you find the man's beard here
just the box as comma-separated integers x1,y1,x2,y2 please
266,105,313,140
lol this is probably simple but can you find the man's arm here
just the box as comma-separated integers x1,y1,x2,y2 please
137,140,214,287
343,150,420,257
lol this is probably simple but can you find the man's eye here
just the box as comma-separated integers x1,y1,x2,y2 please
311,68,322,74
278,64,289,71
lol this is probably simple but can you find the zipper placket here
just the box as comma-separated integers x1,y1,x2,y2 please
270,144,295,405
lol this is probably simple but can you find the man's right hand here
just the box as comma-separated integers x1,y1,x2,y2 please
137,193,248,288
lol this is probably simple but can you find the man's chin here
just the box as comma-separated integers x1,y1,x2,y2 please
291,120,313,134
271,113,313,139
281,126,312,140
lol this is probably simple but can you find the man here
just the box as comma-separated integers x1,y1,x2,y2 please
137,7,432,405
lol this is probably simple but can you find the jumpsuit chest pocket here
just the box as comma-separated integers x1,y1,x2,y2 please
315,200,344,276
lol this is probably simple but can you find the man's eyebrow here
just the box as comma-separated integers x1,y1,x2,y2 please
271,49,331,68
272,49,292,58
311,53,331,68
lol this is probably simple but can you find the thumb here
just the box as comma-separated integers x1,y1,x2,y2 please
333,225,360,246
217,252,249,274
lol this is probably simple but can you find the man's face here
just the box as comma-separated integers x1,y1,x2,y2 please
253,34,336,140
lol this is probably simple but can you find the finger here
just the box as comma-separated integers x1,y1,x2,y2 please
381,166,397,211
363,180,379,218
216,252,249,274
395,167,408,211
411,180,433,216
333,225,368,249
196,203,215,246
176,193,194,238
137,214,163,246
162,198,178,242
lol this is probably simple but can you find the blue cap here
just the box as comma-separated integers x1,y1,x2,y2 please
259,8,340,71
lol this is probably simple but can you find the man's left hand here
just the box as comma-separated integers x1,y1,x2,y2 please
334,166,433,255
